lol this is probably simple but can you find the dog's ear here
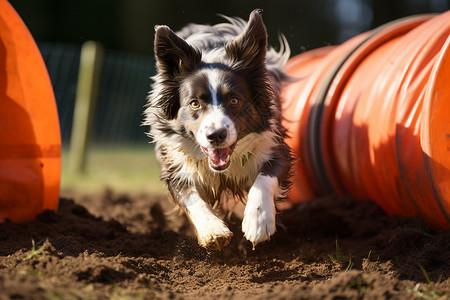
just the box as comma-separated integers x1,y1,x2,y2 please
225,9,267,71
154,25,201,77
154,26,201,119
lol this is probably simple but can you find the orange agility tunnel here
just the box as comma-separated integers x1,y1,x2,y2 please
0,0,61,222
283,11,450,230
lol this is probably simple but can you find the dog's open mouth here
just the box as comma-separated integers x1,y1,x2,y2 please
202,143,237,171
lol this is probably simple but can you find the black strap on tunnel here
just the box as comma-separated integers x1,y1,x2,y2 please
306,15,432,195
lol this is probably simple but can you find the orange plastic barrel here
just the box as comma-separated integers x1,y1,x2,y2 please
0,0,61,222
283,12,450,230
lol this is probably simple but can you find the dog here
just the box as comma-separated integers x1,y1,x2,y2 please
144,9,293,250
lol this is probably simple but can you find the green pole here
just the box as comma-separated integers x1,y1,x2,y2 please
68,41,104,174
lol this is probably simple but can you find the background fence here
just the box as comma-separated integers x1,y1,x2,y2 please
39,42,154,146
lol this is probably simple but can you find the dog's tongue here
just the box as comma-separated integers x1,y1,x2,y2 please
205,147,231,167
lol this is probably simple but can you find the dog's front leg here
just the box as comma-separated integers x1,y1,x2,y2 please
181,190,233,250
242,174,278,248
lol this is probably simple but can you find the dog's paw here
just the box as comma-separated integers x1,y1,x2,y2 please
196,220,233,251
241,197,276,249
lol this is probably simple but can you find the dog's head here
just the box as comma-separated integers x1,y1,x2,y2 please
152,9,275,172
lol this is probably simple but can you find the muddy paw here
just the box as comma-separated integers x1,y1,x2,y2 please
197,224,233,251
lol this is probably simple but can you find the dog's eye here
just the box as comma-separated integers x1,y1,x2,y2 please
230,98,240,106
189,100,201,110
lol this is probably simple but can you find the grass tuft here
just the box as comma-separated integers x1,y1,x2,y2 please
417,262,433,285
407,263,446,300
346,274,370,297
328,238,353,271
25,239,47,260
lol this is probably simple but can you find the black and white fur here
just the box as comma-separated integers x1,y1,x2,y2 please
144,9,293,250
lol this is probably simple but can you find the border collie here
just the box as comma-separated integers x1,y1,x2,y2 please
144,9,293,250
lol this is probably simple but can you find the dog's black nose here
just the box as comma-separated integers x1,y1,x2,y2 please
206,128,227,145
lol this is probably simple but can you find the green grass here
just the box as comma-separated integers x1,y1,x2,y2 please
329,238,353,271
60,145,165,195
328,238,346,263
25,239,47,260
346,274,370,297
408,263,445,300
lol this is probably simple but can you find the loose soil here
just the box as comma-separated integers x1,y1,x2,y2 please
1,190,449,299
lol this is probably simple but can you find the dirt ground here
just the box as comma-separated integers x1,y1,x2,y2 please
1,190,449,299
